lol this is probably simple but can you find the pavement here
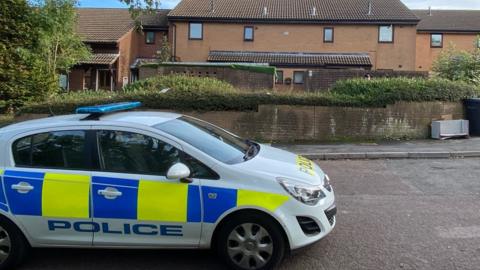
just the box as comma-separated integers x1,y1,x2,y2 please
276,137,480,160
19,158,480,270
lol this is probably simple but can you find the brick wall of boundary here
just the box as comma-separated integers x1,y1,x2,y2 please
305,69,429,92
15,102,464,143
177,102,463,142
139,66,274,90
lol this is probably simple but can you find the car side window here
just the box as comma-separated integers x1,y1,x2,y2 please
12,131,88,170
182,153,220,180
97,130,181,176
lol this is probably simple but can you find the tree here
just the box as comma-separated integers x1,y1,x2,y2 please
157,35,171,62
32,0,91,86
118,0,161,19
433,41,480,85
0,0,48,112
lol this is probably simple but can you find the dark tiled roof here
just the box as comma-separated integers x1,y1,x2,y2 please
76,8,170,43
208,51,372,67
169,0,419,23
413,10,480,32
79,53,120,65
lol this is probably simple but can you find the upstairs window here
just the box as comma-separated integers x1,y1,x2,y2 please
323,27,334,43
379,25,394,43
145,31,155,44
189,23,203,40
431,34,443,48
244,26,254,41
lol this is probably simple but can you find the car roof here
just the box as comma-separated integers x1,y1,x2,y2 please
0,111,182,134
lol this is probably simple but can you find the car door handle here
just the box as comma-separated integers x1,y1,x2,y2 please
98,187,122,200
11,182,34,194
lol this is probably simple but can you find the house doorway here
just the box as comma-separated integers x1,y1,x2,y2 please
96,69,115,91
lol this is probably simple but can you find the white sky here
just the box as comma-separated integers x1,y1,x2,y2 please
401,0,480,10
78,0,480,10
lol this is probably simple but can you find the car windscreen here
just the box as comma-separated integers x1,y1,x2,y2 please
155,116,249,164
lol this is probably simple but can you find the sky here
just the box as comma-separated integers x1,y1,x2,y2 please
78,0,480,10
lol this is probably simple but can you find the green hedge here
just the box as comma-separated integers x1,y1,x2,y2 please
141,63,277,75
19,76,480,115
331,77,480,107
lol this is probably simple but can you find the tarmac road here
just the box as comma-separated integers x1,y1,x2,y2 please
20,158,480,270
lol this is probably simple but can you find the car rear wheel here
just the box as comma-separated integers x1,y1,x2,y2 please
217,212,287,270
0,217,29,270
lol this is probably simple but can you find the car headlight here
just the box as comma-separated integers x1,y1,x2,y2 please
277,177,326,206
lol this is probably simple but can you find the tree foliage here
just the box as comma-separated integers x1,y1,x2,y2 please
118,0,161,19
0,0,47,112
33,0,91,78
432,40,480,85
156,35,171,62
0,0,90,112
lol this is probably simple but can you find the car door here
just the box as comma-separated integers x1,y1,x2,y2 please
4,128,94,246
91,127,202,247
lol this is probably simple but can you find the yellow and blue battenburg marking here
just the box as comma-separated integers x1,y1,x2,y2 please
296,156,316,176
0,169,8,212
2,170,288,224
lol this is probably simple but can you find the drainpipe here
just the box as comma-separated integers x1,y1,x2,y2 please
171,23,177,61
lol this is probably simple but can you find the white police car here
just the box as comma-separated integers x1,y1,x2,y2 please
0,102,336,270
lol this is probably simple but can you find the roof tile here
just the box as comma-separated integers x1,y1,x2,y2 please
414,10,480,32
208,51,372,66
169,0,418,23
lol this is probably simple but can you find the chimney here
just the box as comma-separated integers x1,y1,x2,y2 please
311,6,317,16
428,6,432,16
263,7,268,16
367,1,372,15
210,0,215,13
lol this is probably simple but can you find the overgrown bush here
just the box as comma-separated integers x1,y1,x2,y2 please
123,75,236,93
19,76,480,115
331,77,480,106
432,44,480,85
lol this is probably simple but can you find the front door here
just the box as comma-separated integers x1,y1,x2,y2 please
5,129,93,245
91,129,202,247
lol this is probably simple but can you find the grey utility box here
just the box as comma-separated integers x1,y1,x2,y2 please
431,120,469,140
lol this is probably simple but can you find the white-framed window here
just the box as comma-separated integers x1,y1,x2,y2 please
379,25,394,43
189,23,203,40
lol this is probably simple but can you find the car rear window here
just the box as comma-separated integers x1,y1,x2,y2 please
12,131,88,170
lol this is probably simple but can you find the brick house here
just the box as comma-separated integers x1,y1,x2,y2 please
414,9,480,71
68,8,169,91
167,0,420,86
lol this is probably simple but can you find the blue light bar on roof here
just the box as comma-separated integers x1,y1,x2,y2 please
76,102,142,114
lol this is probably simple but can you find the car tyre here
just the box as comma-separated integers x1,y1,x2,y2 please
0,217,29,270
217,212,287,270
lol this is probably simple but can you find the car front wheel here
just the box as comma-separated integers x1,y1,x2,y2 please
217,212,287,270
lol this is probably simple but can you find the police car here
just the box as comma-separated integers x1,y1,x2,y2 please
0,102,336,270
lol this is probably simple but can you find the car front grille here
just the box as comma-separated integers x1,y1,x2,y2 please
325,204,337,226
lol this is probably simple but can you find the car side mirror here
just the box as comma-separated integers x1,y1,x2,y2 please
167,163,192,182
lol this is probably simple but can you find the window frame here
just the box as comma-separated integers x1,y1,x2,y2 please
378,25,394,43
11,129,95,171
323,27,334,43
145,31,156,44
92,128,219,179
189,22,204,40
430,33,443,48
275,70,284,84
244,26,254,42
293,71,305,84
